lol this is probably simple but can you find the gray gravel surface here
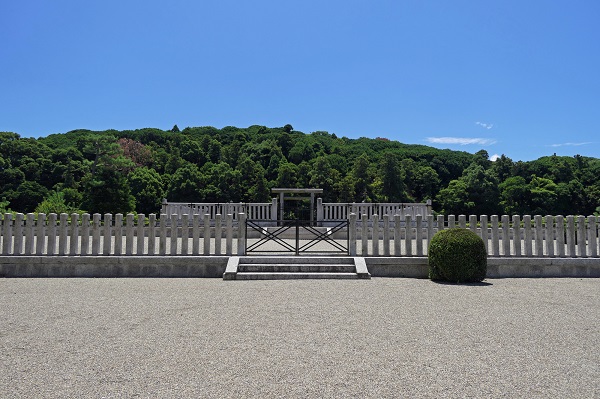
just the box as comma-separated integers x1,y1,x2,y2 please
1,278,599,398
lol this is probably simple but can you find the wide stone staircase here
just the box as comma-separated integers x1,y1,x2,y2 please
223,256,371,280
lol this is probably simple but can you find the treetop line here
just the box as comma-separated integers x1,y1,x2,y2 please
0,125,598,217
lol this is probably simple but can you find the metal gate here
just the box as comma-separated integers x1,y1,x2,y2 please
245,219,349,255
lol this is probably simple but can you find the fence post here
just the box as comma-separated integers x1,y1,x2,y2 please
427,214,435,256
126,214,134,256
137,214,146,255
480,215,488,255
237,213,246,256
589,216,597,258
349,213,357,256
415,215,423,256
383,214,390,256
566,216,575,257
103,213,112,256
181,214,189,255
80,214,90,256
448,215,455,229
458,215,466,229
469,215,477,234
192,213,200,255
502,215,510,257
36,213,46,255
271,198,278,224
405,215,412,256
556,215,565,257
58,213,68,256
372,214,379,256
48,213,58,256
491,215,499,256
512,215,521,257
148,214,156,256
545,215,554,257
522,215,532,257
114,214,123,256
25,213,35,255
215,214,222,255
159,214,167,256
394,214,401,256
203,214,211,255
534,215,543,257
170,214,178,256
361,214,368,256
69,213,79,256
577,215,587,258
316,198,323,226
226,214,233,255
1,214,10,255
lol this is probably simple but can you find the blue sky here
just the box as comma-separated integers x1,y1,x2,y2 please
1,0,599,162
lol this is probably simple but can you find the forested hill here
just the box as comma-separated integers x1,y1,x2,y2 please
1,125,599,216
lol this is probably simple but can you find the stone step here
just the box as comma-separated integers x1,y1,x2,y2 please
237,264,357,273
239,257,354,265
234,272,362,280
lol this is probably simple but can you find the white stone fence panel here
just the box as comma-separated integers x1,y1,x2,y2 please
1,213,247,256
348,214,599,257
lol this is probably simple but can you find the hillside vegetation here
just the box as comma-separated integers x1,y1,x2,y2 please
1,125,599,216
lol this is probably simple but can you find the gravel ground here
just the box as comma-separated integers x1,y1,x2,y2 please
1,278,598,398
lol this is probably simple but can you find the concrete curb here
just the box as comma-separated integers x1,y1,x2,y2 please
0,256,598,278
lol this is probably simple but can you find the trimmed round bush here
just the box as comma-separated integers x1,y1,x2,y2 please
428,228,487,283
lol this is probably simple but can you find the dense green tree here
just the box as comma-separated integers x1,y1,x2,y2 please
379,152,406,202
128,167,165,214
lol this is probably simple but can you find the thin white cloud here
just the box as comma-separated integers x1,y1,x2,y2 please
426,137,497,146
548,142,592,147
490,154,500,161
475,121,494,130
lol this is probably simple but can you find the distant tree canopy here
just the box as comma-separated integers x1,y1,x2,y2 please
0,127,599,216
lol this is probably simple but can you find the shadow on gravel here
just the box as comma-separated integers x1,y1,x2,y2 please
431,281,493,287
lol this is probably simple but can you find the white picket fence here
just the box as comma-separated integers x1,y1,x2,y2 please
1,212,598,258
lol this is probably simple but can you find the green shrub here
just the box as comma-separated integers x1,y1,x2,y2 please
428,228,487,283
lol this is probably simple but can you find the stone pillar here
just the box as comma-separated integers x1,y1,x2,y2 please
91,213,101,256
588,216,597,258
113,214,122,255
502,215,510,257
271,197,278,225
405,214,412,256
25,213,35,255
159,215,167,256
372,214,379,256
36,213,46,255
566,216,576,257
126,214,134,256
426,199,432,216
316,197,323,226
192,214,200,255
361,214,368,256
137,214,146,256
103,213,112,256
148,214,156,256
545,215,554,257
226,214,233,255
81,214,90,256
448,215,455,229
203,214,211,255
237,213,246,256
427,214,435,255
58,213,68,256
458,215,466,229
383,214,390,256
215,214,222,255
69,213,79,256
512,215,521,257
181,214,189,255
523,215,532,257
416,215,423,256
469,215,477,234
534,215,543,256
394,214,401,256
170,214,178,256
491,215,499,256
480,215,488,255
1,213,12,255
556,215,565,257
47,213,57,255
577,215,587,257
349,213,357,256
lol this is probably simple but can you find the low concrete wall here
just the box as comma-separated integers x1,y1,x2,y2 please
365,257,600,278
0,256,598,278
0,256,228,278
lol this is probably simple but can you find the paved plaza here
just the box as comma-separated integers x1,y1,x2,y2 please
1,278,598,398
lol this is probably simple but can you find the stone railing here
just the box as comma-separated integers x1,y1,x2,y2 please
348,214,599,257
318,199,432,223
162,200,276,222
1,213,246,256
2,212,598,258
